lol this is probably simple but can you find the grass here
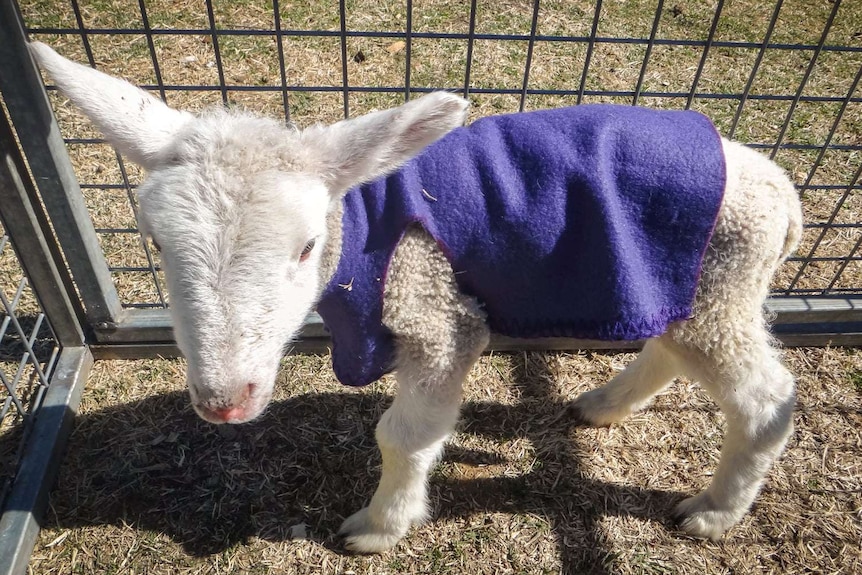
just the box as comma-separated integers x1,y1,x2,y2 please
2,0,862,573
14,347,862,574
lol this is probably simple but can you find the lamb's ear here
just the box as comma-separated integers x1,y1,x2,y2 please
301,91,469,196
29,42,192,170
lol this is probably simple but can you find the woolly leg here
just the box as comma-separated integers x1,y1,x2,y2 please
671,342,795,539
339,338,486,553
572,339,680,426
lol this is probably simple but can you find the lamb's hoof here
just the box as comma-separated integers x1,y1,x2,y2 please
570,404,590,426
571,388,629,427
338,507,405,554
673,493,742,541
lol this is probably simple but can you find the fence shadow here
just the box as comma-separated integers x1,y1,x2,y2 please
1,358,684,573
0,313,55,363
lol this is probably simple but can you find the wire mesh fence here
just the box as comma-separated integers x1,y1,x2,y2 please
0,227,59,514
14,0,862,311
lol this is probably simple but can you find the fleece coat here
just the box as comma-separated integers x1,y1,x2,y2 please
316,104,726,387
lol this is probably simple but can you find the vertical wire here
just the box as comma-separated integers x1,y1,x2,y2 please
404,0,413,102
204,0,228,105
116,155,167,308
136,0,167,308
632,0,664,106
463,0,478,99
576,0,602,105
272,0,291,123
685,0,723,110
519,0,541,112
768,0,841,160
824,204,862,294
787,158,862,295
821,196,862,295
727,0,784,139
69,0,93,63
71,0,166,309
138,0,166,102
339,0,349,118
781,21,858,292
799,64,862,193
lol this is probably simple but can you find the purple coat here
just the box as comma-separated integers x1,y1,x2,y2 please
317,104,725,387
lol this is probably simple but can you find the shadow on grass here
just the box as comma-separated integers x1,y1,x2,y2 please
1,355,683,574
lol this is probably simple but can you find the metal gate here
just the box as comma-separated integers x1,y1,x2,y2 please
0,0,860,572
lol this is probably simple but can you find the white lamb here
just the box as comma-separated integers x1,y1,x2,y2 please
31,42,802,553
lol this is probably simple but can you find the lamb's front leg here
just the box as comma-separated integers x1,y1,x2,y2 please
339,350,482,552
339,226,489,553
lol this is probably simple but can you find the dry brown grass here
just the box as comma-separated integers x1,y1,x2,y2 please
19,347,862,574
2,0,862,573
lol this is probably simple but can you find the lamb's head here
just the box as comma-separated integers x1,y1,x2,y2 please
30,42,468,424
135,115,332,425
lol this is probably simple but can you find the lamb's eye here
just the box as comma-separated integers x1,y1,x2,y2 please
299,238,316,262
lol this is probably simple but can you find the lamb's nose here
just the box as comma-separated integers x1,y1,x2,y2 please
200,383,257,423
211,405,247,421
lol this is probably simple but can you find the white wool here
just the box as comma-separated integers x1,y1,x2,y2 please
32,41,802,552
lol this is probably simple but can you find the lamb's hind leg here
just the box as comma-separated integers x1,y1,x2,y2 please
668,328,795,539
573,338,681,426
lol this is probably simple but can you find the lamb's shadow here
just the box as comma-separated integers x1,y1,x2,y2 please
441,355,683,572
2,354,683,573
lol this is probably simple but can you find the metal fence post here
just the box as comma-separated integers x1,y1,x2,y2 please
0,112,86,348
0,91,94,575
0,347,92,575
0,0,124,330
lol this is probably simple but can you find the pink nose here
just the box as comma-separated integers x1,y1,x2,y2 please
201,383,256,423
210,405,247,421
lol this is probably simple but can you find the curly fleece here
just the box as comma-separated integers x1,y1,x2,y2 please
317,105,726,387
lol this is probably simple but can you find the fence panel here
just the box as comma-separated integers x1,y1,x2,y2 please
8,0,862,351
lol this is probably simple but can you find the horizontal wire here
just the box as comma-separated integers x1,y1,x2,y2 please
25,26,862,53
46,85,862,106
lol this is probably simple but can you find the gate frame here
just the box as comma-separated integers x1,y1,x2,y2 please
0,43,92,574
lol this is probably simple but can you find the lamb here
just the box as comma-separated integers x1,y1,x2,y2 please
31,41,803,553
